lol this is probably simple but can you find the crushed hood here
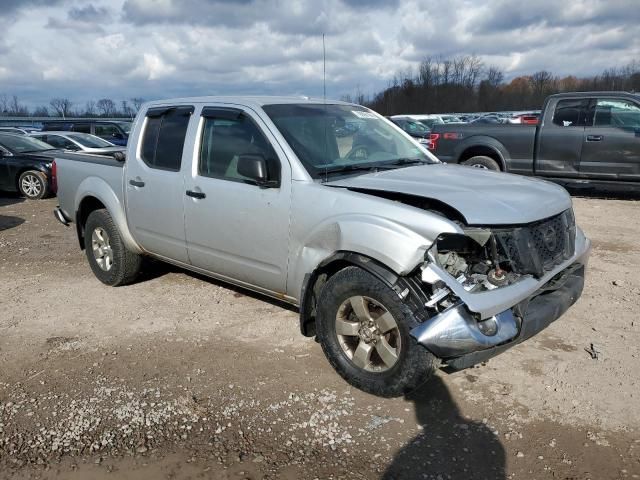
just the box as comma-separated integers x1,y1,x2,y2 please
324,163,572,225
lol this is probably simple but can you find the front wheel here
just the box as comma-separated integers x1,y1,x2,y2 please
18,170,48,199
316,267,437,397
84,209,142,286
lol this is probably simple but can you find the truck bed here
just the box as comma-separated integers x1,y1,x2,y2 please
54,152,125,224
431,123,537,174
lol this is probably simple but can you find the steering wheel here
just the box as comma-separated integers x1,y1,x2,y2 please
345,145,369,160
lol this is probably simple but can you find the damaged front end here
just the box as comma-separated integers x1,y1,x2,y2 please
410,209,590,370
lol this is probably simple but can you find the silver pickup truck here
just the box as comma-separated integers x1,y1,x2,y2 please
53,96,591,397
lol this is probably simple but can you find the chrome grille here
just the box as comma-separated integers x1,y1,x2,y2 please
493,210,576,278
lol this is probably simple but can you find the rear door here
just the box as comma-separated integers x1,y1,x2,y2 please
535,98,589,177
580,97,640,181
183,105,291,294
124,105,194,263
0,144,11,190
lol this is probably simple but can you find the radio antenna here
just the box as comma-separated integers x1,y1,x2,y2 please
322,33,328,183
322,33,326,102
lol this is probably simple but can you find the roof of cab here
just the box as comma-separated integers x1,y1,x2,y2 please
142,95,356,109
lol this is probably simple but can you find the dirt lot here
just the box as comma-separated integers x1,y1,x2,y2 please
1,193,639,479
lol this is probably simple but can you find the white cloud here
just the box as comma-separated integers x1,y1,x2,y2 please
0,0,638,109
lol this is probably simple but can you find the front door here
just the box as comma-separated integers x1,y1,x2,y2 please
183,106,291,294
580,97,640,181
125,105,194,263
535,98,589,177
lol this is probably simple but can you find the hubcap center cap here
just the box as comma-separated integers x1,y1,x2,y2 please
358,324,379,344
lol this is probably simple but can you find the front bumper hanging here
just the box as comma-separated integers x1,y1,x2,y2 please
410,230,590,370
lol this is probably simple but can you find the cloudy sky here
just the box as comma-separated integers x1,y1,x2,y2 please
1,0,639,108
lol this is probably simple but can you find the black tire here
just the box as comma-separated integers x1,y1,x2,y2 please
18,170,48,200
84,209,142,286
316,266,437,397
462,155,501,171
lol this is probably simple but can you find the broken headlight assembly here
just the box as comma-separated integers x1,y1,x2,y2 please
420,229,523,313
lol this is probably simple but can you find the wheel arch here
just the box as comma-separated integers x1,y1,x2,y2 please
299,251,430,337
15,166,48,192
73,177,142,254
454,137,509,171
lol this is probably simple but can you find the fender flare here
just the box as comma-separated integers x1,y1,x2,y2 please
453,136,509,171
298,252,431,337
74,176,142,254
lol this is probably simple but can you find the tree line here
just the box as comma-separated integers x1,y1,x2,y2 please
356,55,640,115
0,95,145,118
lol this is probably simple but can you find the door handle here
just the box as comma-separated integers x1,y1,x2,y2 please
129,179,145,187
186,190,206,199
586,135,603,142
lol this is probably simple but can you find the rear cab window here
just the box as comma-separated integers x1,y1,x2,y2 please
140,106,194,171
552,99,590,127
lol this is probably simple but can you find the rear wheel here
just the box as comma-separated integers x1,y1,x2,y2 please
84,209,142,286
462,155,501,171
18,170,48,199
316,266,437,397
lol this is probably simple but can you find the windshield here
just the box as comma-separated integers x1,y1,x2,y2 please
67,133,114,148
418,118,443,128
0,133,55,153
399,119,429,135
263,104,436,178
116,122,132,134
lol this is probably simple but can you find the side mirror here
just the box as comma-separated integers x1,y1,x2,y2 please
237,154,278,187
112,151,126,162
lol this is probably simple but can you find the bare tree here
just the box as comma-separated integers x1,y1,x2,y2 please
32,106,50,117
85,100,96,117
0,94,8,114
8,95,28,116
96,98,116,116
49,97,73,118
130,97,145,112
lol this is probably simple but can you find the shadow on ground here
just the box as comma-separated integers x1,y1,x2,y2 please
383,376,505,480
565,185,640,201
0,193,25,208
136,258,297,312
0,215,25,231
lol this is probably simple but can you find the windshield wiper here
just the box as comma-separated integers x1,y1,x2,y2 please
321,164,384,176
383,158,429,166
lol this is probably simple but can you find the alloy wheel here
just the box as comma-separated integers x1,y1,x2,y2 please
91,227,113,271
21,174,42,198
335,295,401,372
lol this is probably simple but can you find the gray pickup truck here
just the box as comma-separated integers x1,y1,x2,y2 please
430,91,640,190
53,96,590,397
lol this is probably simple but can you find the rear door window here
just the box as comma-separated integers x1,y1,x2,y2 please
553,99,589,127
140,106,194,171
73,124,91,133
592,99,640,128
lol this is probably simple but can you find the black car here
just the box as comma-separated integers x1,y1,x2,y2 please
0,133,58,199
41,120,131,146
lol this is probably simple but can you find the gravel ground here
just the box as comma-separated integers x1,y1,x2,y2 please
1,192,639,479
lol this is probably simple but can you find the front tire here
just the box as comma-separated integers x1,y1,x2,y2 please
316,267,437,397
18,170,48,200
84,209,142,286
462,155,501,171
